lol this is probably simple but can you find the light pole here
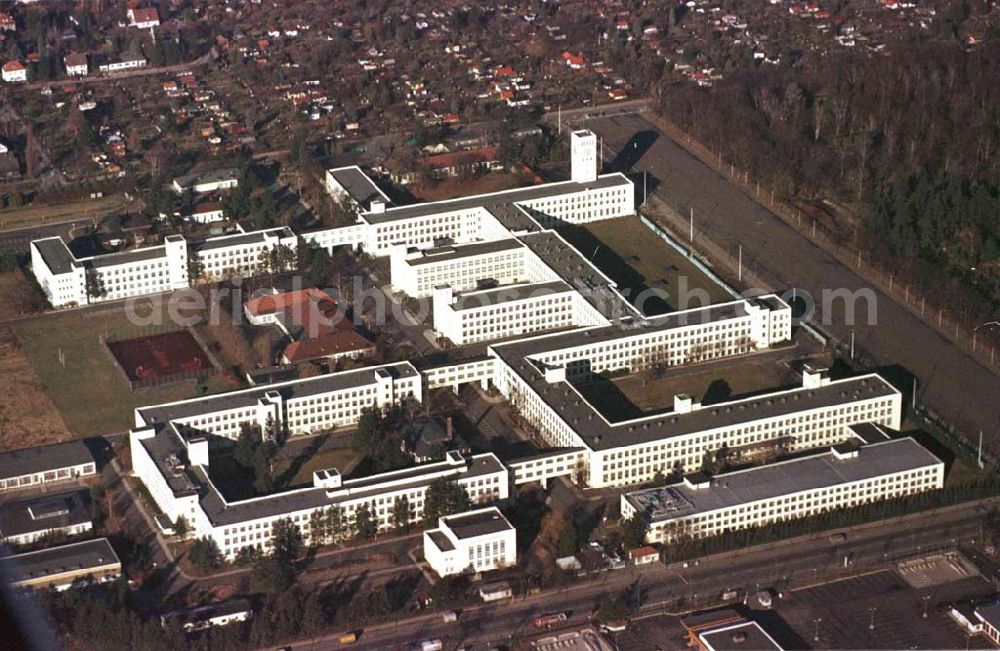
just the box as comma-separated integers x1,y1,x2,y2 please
922,594,931,619
973,321,1000,354
813,617,823,642
869,606,876,630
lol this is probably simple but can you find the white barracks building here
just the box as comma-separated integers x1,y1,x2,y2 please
32,226,297,308
120,128,941,560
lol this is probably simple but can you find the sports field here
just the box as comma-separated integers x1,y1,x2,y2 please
11,303,214,437
107,330,213,385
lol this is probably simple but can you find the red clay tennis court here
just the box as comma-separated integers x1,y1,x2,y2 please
107,330,214,387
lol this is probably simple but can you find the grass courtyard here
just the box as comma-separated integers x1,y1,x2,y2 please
557,215,734,315
11,303,210,437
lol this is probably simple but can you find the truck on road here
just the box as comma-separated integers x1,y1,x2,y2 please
533,613,568,628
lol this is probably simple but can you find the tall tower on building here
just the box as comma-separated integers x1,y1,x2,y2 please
570,129,598,183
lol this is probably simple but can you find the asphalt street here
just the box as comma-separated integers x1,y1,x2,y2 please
585,113,1000,451
270,498,998,651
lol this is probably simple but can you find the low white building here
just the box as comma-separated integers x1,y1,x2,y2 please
161,599,252,632
424,507,517,577
621,437,943,544
64,53,88,77
97,54,146,74
0,490,93,546
0,538,121,591
2,60,26,82
172,168,239,194
0,440,97,493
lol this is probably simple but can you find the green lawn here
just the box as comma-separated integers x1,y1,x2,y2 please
12,306,207,437
558,216,733,314
272,444,364,489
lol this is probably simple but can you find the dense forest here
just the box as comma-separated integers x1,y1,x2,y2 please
656,41,1000,317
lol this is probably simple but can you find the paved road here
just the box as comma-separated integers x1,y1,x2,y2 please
271,498,997,651
0,219,82,254
586,113,1000,450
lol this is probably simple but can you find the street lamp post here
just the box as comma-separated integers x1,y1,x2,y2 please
869,606,876,630
813,617,823,643
923,594,931,619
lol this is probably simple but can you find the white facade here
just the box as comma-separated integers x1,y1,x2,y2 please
621,437,943,544
571,129,598,183
135,362,422,440
98,57,146,73
31,226,305,308
433,282,589,345
0,441,97,493
31,234,188,307
2,62,26,82
424,507,517,577
191,227,298,281
391,239,530,298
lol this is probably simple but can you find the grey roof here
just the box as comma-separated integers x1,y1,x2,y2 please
442,508,513,539
33,237,77,275
848,422,892,445
162,598,252,626
191,227,295,253
0,538,120,584
518,230,634,319
196,453,504,526
484,203,542,233
489,307,897,451
976,602,1000,629
406,238,524,266
86,244,167,269
625,438,941,523
174,166,239,191
451,281,573,310
700,621,783,651
0,440,96,481
138,362,419,426
0,490,91,538
327,166,391,207
364,173,632,224
427,529,455,552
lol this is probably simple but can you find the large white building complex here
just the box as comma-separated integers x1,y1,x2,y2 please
119,128,945,562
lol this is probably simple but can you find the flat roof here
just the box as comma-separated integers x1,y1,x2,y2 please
162,598,252,625
976,602,1000,629
327,166,391,207
0,439,95,481
451,280,573,310
363,173,631,224
484,202,542,233
0,538,120,585
138,362,418,426
427,529,455,552
33,237,77,275
625,438,940,523
86,244,167,268
406,238,524,266
0,489,91,538
191,227,294,253
519,230,635,319
194,453,504,526
700,621,784,651
174,166,239,189
442,507,513,539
